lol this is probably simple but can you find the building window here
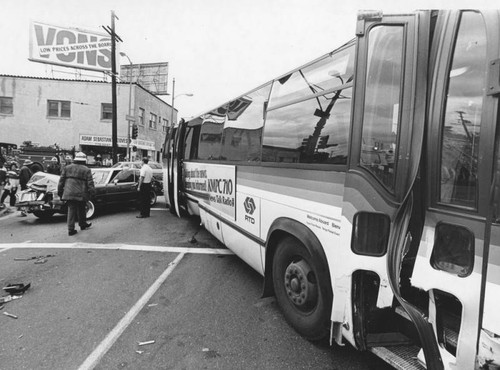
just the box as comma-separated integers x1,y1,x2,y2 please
149,113,157,130
139,108,145,126
101,103,113,120
0,97,13,114
163,118,169,132
47,100,71,118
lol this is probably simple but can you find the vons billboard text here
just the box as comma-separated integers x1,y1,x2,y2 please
29,21,117,72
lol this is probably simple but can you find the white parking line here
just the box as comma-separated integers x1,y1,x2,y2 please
78,252,186,370
0,243,233,255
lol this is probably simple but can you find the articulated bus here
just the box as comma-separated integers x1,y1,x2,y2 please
163,10,500,369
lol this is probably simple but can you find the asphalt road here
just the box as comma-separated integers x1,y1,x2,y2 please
0,197,392,370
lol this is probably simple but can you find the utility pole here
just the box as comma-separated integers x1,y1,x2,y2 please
110,11,118,164
103,11,122,165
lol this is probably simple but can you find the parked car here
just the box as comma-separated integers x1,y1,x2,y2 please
16,168,159,219
112,161,164,195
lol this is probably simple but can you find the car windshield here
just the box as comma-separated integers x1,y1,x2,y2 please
92,169,111,185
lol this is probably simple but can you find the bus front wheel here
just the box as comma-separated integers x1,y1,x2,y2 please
272,236,331,341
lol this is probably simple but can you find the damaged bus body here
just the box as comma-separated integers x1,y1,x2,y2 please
163,10,500,369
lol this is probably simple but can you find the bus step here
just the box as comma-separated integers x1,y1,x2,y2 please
370,345,425,370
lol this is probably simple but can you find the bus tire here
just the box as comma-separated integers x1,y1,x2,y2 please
272,235,331,341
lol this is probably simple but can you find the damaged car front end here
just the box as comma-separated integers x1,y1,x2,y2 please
16,172,66,218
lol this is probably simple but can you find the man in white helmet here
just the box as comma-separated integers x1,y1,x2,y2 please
57,152,95,236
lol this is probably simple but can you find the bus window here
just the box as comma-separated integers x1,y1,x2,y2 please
268,43,355,109
439,11,486,209
220,83,272,162
183,117,202,160
263,89,351,165
360,25,404,192
197,106,227,160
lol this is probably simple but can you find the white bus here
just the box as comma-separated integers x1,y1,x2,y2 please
163,10,500,370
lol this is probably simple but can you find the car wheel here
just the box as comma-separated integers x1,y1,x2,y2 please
149,190,157,206
86,200,96,219
272,235,332,341
33,210,54,219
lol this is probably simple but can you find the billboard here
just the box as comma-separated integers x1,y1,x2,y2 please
120,62,169,95
29,21,117,72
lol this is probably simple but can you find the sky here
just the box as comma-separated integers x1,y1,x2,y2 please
1,0,499,119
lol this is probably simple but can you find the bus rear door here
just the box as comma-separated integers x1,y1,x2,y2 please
332,10,445,369
411,10,500,369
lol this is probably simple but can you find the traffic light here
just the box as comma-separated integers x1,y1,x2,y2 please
131,124,138,139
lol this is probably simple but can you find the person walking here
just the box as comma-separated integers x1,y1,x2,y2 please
18,160,33,216
57,152,95,236
1,163,20,208
136,157,153,218
0,161,6,209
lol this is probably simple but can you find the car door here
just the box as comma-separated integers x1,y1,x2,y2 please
106,169,137,204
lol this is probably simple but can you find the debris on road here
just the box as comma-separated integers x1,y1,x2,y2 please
0,295,22,303
3,312,18,319
138,340,155,346
14,255,55,263
3,283,31,295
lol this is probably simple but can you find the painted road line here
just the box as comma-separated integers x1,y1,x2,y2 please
0,243,234,255
78,252,186,370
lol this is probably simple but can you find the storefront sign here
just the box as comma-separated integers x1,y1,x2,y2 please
79,135,156,151
29,21,117,72
183,163,236,220
80,135,128,148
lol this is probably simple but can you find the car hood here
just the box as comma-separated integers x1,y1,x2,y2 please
28,173,60,193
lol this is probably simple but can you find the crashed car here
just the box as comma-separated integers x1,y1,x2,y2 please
16,167,159,219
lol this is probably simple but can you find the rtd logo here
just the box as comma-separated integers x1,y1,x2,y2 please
244,197,256,225
244,197,256,215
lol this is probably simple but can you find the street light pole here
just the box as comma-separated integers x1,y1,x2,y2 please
120,52,133,160
169,77,194,129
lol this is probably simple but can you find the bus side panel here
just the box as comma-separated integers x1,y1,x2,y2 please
236,166,346,294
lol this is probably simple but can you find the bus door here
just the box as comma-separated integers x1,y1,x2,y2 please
170,119,188,217
332,11,445,368
162,124,176,212
410,10,500,369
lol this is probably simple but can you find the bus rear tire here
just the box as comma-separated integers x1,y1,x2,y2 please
272,235,331,341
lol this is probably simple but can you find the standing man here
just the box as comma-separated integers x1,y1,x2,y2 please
58,152,95,236
18,160,33,216
19,160,33,190
136,157,153,218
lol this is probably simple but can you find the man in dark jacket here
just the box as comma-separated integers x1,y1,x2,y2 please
19,160,33,190
58,152,95,236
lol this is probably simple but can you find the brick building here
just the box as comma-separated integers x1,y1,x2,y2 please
0,75,176,163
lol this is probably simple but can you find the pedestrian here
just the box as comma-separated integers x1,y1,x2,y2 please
57,152,95,236
136,157,153,218
19,160,33,190
18,160,33,216
0,161,6,209
47,157,61,175
1,163,20,208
